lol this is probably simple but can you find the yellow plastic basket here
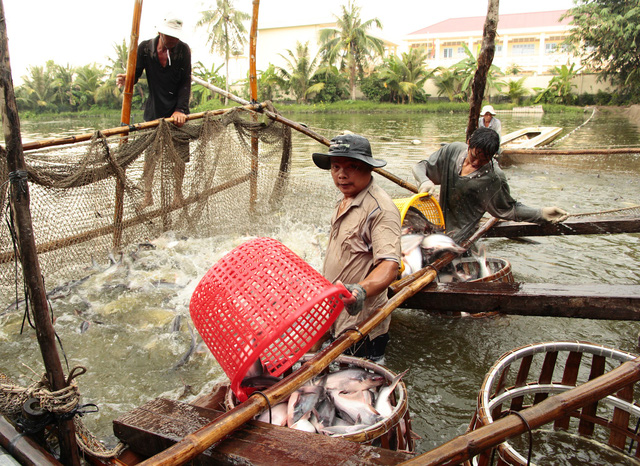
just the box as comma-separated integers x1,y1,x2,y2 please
393,193,445,276
393,193,445,230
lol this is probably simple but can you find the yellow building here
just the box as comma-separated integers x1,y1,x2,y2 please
404,10,576,74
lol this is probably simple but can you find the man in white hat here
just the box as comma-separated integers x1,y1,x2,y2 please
478,104,501,144
117,14,192,207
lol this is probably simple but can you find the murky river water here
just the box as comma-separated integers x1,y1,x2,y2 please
2,108,640,462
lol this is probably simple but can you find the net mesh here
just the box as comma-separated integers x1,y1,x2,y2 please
0,106,293,299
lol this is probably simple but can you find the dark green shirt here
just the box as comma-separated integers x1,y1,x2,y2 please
413,142,541,242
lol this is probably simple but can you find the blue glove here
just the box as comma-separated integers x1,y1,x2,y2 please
343,283,367,316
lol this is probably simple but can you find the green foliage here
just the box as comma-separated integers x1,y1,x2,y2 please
191,61,226,106
433,67,464,102
16,62,58,113
308,66,349,103
451,44,505,102
318,0,385,100
533,63,579,105
563,0,640,100
503,77,529,105
275,42,322,103
504,63,523,75
376,48,434,104
359,74,392,102
196,0,251,101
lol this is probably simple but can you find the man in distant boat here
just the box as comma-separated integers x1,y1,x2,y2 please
412,127,568,243
478,104,501,144
312,133,401,363
116,13,191,208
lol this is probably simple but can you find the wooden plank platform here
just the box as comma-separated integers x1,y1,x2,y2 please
484,216,640,238
113,398,415,465
399,282,640,320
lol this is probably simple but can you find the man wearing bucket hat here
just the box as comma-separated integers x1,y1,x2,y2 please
412,127,568,244
312,133,401,363
478,104,501,143
116,13,192,207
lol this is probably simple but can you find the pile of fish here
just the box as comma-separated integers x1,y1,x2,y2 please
399,206,491,281
242,360,408,436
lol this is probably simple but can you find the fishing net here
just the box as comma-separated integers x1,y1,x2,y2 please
0,105,294,304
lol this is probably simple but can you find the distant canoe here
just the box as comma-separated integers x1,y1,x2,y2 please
501,126,563,150
497,126,563,166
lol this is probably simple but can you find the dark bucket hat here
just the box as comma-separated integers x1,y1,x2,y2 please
312,133,387,170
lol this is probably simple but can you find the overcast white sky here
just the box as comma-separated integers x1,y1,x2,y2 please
3,0,575,86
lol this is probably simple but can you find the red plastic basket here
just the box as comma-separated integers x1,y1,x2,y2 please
190,237,347,402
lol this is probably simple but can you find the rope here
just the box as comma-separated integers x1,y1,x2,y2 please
567,204,640,218
508,410,533,466
539,106,597,148
0,367,127,459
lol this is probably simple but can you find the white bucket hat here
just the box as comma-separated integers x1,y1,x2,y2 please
157,14,184,41
481,105,496,115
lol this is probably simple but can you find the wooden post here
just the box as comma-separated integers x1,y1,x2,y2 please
0,2,80,464
249,0,260,211
466,0,499,141
114,0,143,251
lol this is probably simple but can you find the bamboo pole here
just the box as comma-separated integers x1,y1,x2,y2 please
114,0,143,251
248,0,260,211
190,77,419,193
390,216,500,294
138,264,442,465
465,0,499,141
501,147,640,155
402,356,640,465
0,3,80,464
137,213,483,465
120,0,143,127
20,104,264,151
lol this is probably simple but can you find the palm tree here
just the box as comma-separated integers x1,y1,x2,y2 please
16,64,57,112
452,44,505,102
192,60,226,105
275,41,322,103
434,68,464,102
318,0,385,100
378,48,434,104
197,0,250,105
504,77,529,105
51,63,76,111
106,40,148,110
73,64,106,111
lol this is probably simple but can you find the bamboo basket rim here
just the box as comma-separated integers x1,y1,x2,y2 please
225,354,409,442
475,340,640,465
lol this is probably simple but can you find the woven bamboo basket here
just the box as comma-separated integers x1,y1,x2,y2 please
226,354,414,452
467,341,640,466
455,257,514,283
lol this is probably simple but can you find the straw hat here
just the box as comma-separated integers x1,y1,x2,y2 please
157,14,184,41
481,105,496,115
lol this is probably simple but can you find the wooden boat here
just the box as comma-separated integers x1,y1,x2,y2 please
500,126,563,150
3,1,640,465
497,126,563,166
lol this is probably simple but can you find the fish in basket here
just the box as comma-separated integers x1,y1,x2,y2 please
226,354,415,452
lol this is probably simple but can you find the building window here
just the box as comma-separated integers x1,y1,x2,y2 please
512,43,535,55
457,47,466,56
443,48,453,58
545,43,557,54
496,44,503,53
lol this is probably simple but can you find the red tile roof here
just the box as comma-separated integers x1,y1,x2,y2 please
409,10,571,35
